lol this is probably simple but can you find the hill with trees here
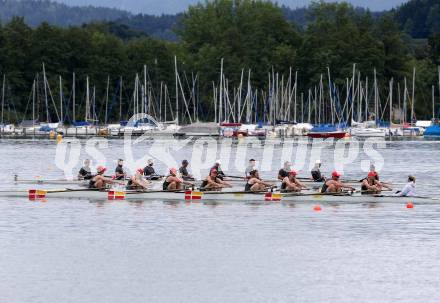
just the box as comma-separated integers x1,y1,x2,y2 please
0,0,439,123
394,0,440,38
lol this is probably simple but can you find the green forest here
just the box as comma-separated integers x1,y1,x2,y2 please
0,0,440,124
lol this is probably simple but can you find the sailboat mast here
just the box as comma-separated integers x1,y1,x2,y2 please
144,65,147,115
1,74,5,125
219,58,223,123
432,85,435,120
174,56,179,125
411,67,416,124
72,73,76,123
59,76,63,124
85,76,90,121
365,77,368,122
351,64,355,125
119,77,122,121
93,86,96,123
389,78,393,125
42,63,49,122
438,65,440,119
294,70,298,122
327,67,334,125
374,69,377,124
105,75,109,124
32,80,36,127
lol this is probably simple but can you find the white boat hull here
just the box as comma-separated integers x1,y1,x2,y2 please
350,128,388,137
0,189,436,204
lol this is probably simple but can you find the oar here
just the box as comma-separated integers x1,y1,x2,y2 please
32,188,103,194
124,189,189,195
224,175,246,180
281,191,352,197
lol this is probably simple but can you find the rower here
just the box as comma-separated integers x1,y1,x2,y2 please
163,168,193,191
281,170,307,192
179,160,194,181
211,160,225,180
311,160,325,182
115,159,126,181
127,168,150,190
278,161,292,181
245,170,272,192
369,164,380,181
361,171,392,194
144,159,161,180
78,159,92,180
321,171,355,193
245,159,256,179
396,175,416,197
201,169,231,190
89,166,115,189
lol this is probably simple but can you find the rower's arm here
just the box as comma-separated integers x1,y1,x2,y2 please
296,180,308,189
341,182,356,190
362,180,371,189
378,181,392,190
206,177,218,186
219,179,232,187
284,178,295,188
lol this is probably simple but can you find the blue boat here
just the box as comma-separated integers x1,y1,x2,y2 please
424,125,440,137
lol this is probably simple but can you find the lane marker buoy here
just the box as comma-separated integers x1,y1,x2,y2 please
314,205,322,212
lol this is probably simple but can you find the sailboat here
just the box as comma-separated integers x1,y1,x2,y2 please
65,75,99,136
0,74,15,134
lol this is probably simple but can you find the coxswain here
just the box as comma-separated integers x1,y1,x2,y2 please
245,159,257,179
127,168,150,190
201,169,231,190
396,175,416,197
245,170,273,192
144,159,161,180
163,168,193,191
281,170,307,192
78,159,92,180
211,160,226,180
278,161,292,181
321,171,356,193
114,159,126,180
311,160,325,182
89,166,117,189
179,160,194,181
361,171,392,194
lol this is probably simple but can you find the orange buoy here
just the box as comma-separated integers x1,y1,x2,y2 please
406,202,414,209
314,205,322,212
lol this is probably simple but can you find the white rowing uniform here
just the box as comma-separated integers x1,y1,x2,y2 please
398,181,416,197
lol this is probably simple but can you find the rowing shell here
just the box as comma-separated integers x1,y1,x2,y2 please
0,189,436,204
12,177,362,190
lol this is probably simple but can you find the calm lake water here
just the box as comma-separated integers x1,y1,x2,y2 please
1,138,440,303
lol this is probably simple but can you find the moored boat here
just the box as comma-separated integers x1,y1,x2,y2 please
307,124,347,139
350,127,388,138
307,131,347,139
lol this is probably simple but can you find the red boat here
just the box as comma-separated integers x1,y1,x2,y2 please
307,131,347,139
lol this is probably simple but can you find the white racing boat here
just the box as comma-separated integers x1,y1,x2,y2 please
12,176,364,189
0,188,436,204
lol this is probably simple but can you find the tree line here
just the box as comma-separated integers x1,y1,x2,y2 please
0,0,440,124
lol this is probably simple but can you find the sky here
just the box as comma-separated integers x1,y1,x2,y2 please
54,0,409,15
